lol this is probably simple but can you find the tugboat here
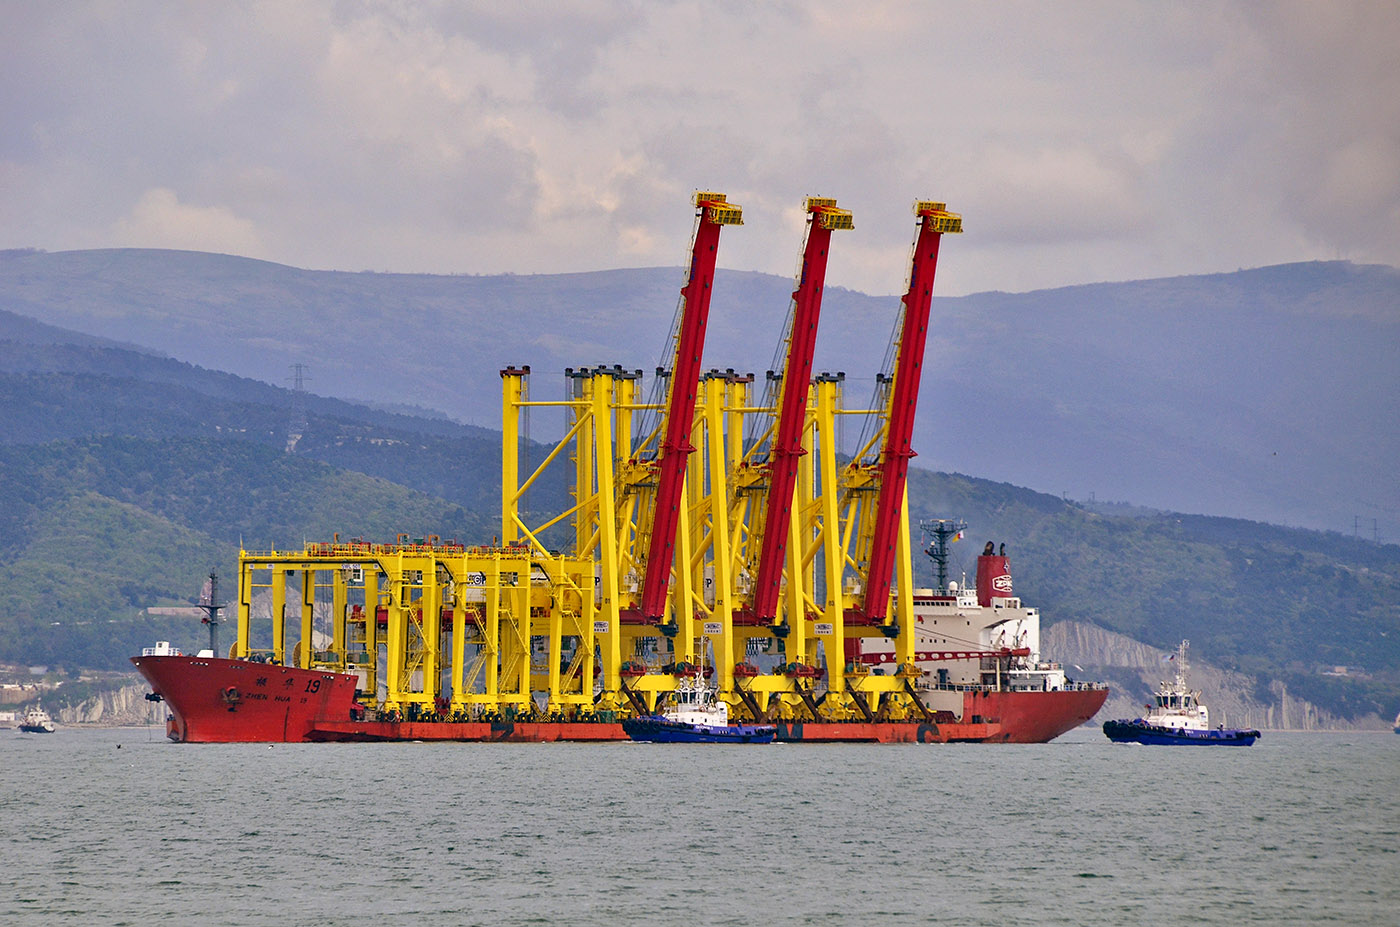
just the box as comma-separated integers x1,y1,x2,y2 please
1103,640,1260,746
623,652,776,744
18,703,57,733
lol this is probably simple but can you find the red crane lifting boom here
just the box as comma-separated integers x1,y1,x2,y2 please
750,197,852,622
856,201,961,623
637,192,742,622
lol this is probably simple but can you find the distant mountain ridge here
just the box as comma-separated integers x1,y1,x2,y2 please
2,249,1394,541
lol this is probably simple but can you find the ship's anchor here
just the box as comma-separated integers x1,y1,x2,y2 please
221,686,242,711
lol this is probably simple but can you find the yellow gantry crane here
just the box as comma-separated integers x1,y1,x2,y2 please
235,196,960,724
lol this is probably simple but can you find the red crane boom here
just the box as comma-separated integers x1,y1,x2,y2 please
750,197,852,621
638,192,742,621
857,201,961,623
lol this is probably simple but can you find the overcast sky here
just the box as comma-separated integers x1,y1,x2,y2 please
3,1,1397,296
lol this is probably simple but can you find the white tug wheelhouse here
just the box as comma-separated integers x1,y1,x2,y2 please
1142,640,1210,731
664,675,731,727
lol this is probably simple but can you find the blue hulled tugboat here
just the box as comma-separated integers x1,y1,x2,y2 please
623,674,776,744
1103,640,1260,746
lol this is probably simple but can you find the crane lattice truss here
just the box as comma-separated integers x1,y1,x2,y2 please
235,196,961,723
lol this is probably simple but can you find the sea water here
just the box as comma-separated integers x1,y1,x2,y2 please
2,725,1396,926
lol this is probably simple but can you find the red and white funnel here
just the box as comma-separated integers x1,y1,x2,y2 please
976,555,1014,606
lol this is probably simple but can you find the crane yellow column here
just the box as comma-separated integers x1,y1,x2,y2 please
591,369,624,710
702,373,737,697
235,557,253,659
329,567,348,667
814,373,851,717
298,569,315,669
359,564,379,705
271,565,288,665
500,367,529,546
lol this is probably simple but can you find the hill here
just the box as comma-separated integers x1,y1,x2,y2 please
0,436,489,668
2,249,1396,541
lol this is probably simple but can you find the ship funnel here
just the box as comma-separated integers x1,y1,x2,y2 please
976,554,1013,606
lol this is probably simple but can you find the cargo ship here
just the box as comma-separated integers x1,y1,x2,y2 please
133,641,362,743
132,540,1105,744
131,195,1105,744
133,650,1101,745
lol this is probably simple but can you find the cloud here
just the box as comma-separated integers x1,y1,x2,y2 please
111,188,265,257
962,145,1151,245
2,2,1398,294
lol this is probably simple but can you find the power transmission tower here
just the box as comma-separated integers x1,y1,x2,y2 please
286,364,310,453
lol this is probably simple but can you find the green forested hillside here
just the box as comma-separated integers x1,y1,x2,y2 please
0,437,489,668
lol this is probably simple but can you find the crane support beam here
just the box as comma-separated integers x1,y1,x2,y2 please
638,192,742,621
751,197,852,621
858,200,960,623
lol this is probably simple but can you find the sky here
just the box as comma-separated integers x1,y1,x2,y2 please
3,1,1398,296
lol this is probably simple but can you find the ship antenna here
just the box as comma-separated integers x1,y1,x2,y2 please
920,518,968,593
200,569,224,656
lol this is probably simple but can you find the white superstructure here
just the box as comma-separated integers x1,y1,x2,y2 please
664,675,730,727
1140,640,1210,731
19,703,57,733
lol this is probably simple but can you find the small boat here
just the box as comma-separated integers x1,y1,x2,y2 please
1103,640,1260,746
623,674,776,744
18,703,57,733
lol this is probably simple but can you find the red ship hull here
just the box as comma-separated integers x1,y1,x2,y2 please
774,722,986,743
954,687,1108,743
772,689,1106,743
132,654,361,743
135,654,1104,744
305,720,628,742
